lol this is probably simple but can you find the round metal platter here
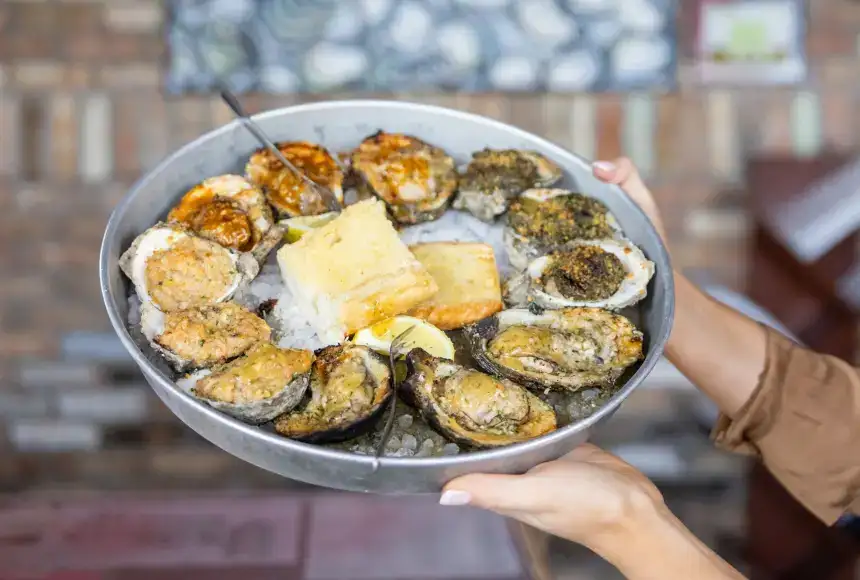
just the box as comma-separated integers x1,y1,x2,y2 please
99,100,675,494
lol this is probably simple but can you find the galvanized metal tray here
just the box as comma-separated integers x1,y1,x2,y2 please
100,100,674,493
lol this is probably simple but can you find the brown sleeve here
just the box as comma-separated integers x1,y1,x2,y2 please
711,324,860,525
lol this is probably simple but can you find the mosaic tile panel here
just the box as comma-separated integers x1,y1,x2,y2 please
166,0,678,94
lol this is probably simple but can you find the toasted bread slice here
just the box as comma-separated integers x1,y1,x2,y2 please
277,199,438,343
408,242,503,330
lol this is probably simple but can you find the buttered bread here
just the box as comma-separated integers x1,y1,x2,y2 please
277,198,438,343
408,242,503,330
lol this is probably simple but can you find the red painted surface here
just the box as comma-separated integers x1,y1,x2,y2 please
0,494,303,577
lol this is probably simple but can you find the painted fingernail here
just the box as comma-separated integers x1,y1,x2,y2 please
439,490,472,506
593,161,616,173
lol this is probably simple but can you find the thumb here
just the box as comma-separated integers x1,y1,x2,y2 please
592,157,652,207
440,473,537,513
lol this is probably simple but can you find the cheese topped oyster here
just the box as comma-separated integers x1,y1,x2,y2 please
350,131,458,225
177,342,314,424
140,301,271,372
465,307,643,392
401,348,557,449
166,174,283,263
503,240,655,311
274,344,392,444
245,141,345,218
120,223,258,312
453,149,563,222
505,189,622,271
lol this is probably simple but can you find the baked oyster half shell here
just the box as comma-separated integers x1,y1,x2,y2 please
245,141,345,218
166,174,284,263
401,348,557,449
140,301,271,373
464,307,644,392
119,223,259,312
504,240,655,311
453,149,563,222
504,189,623,271
274,344,392,444
350,131,458,225
177,342,314,424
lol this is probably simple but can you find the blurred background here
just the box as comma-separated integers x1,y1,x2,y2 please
1,0,859,578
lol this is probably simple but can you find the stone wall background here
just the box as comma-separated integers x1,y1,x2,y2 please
0,0,858,492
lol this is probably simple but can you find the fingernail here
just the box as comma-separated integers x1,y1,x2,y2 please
593,161,616,173
439,490,472,506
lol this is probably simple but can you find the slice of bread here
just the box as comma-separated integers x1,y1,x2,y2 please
277,199,438,343
408,242,503,330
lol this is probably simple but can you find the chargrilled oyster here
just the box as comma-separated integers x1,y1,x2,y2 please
453,149,563,222
119,223,258,312
464,308,643,392
401,349,557,449
505,189,622,271
274,344,392,444
140,301,271,372
350,131,458,225
167,174,284,263
177,342,314,424
504,240,655,311
245,141,345,218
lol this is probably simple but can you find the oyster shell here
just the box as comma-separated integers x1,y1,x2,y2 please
464,307,643,392
166,174,284,263
453,149,563,222
350,131,458,225
140,301,271,373
119,223,259,312
245,141,345,218
504,239,655,311
177,342,313,424
274,344,392,444
504,189,623,271
401,348,557,449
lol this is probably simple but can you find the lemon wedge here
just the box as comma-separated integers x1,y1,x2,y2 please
352,316,455,360
280,212,339,243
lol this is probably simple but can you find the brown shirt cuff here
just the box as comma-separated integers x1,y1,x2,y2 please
711,323,860,525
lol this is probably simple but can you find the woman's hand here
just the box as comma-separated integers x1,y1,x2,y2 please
440,444,747,580
592,157,667,242
439,443,663,549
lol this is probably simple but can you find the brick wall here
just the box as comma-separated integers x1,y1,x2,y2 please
0,0,858,485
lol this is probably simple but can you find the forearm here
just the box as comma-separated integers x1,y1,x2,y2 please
665,270,767,418
588,502,746,580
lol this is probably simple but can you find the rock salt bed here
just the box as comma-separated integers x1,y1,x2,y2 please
328,400,461,458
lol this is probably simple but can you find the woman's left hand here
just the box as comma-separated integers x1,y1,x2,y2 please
439,443,664,550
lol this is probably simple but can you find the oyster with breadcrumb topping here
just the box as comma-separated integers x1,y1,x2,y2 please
119,223,258,312
178,342,314,424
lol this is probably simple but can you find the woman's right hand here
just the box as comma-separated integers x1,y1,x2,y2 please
592,158,667,242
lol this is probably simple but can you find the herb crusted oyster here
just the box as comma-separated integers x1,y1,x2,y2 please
453,149,563,222
503,239,655,311
504,189,622,271
177,342,314,424
274,344,392,444
350,131,458,225
465,307,644,392
401,348,557,449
